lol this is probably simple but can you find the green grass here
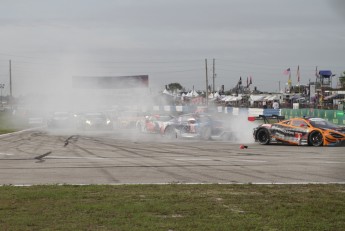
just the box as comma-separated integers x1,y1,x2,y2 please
0,184,344,230
0,111,28,134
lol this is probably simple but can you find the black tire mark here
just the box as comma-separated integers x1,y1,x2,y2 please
78,137,230,183
66,137,197,182
34,151,52,163
63,135,79,147
65,142,120,183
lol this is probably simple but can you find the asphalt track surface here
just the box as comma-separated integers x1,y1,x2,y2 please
0,128,344,185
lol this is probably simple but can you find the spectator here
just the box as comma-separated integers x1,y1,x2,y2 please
273,100,279,109
262,101,267,109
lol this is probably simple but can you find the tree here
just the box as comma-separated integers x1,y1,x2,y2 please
167,83,183,92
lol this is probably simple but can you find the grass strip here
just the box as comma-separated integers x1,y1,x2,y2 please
0,184,344,230
0,111,29,134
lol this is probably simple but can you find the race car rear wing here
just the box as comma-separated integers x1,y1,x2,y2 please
248,115,285,124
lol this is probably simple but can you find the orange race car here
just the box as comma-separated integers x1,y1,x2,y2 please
252,116,345,146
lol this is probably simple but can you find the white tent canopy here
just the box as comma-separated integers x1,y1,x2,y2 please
264,95,280,101
209,92,221,99
214,92,220,98
222,95,242,102
250,94,280,101
162,89,173,96
324,93,338,100
186,90,199,97
249,95,266,101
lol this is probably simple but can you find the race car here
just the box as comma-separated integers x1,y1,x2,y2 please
47,111,75,129
116,110,145,129
76,112,113,130
252,115,345,146
136,114,174,133
161,113,233,140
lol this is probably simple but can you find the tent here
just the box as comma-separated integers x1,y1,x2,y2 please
265,95,280,101
249,95,266,101
222,95,242,102
162,89,173,96
186,90,199,97
324,93,338,100
230,95,242,101
221,96,232,101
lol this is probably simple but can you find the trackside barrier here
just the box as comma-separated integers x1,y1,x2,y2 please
150,106,281,117
149,106,344,125
152,105,190,113
239,108,249,115
225,107,233,114
232,108,239,115
248,108,264,116
246,108,281,117
152,105,212,113
281,109,345,125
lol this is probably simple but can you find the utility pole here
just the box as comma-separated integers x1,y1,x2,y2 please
279,81,281,93
0,83,4,107
212,58,215,93
205,59,208,106
9,60,12,98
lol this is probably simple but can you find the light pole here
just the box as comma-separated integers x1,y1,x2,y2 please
0,83,4,108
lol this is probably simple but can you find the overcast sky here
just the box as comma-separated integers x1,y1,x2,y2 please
0,0,344,96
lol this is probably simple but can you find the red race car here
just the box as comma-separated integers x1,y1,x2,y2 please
136,114,174,133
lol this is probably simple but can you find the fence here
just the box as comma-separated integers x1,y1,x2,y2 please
281,108,345,125
134,105,345,125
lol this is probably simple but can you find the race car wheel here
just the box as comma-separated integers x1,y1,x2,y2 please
201,126,212,140
308,131,323,146
256,128,270,145
164,126,176,139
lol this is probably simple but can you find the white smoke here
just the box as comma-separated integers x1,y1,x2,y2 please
224,114,258,144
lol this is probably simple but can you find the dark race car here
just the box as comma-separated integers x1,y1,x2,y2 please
252,115,345,146
76,112,113,130
47,111,75,129
161,113,233,140
116,110,145,129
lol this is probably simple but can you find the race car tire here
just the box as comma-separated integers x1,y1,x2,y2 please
308,131,323,146
201,126,212,140
256,128,270,145
164,126,176,139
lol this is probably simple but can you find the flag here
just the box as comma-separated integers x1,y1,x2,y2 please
297,65,300,83
283,68,290,75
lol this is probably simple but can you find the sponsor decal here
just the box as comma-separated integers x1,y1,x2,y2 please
272,125,295,136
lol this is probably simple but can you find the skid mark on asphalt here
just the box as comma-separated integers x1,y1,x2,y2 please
92,138,281,183
67,142,120,183
34,151,52,163
82,138,212,183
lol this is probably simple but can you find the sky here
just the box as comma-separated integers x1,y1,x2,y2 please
0,0,345,97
